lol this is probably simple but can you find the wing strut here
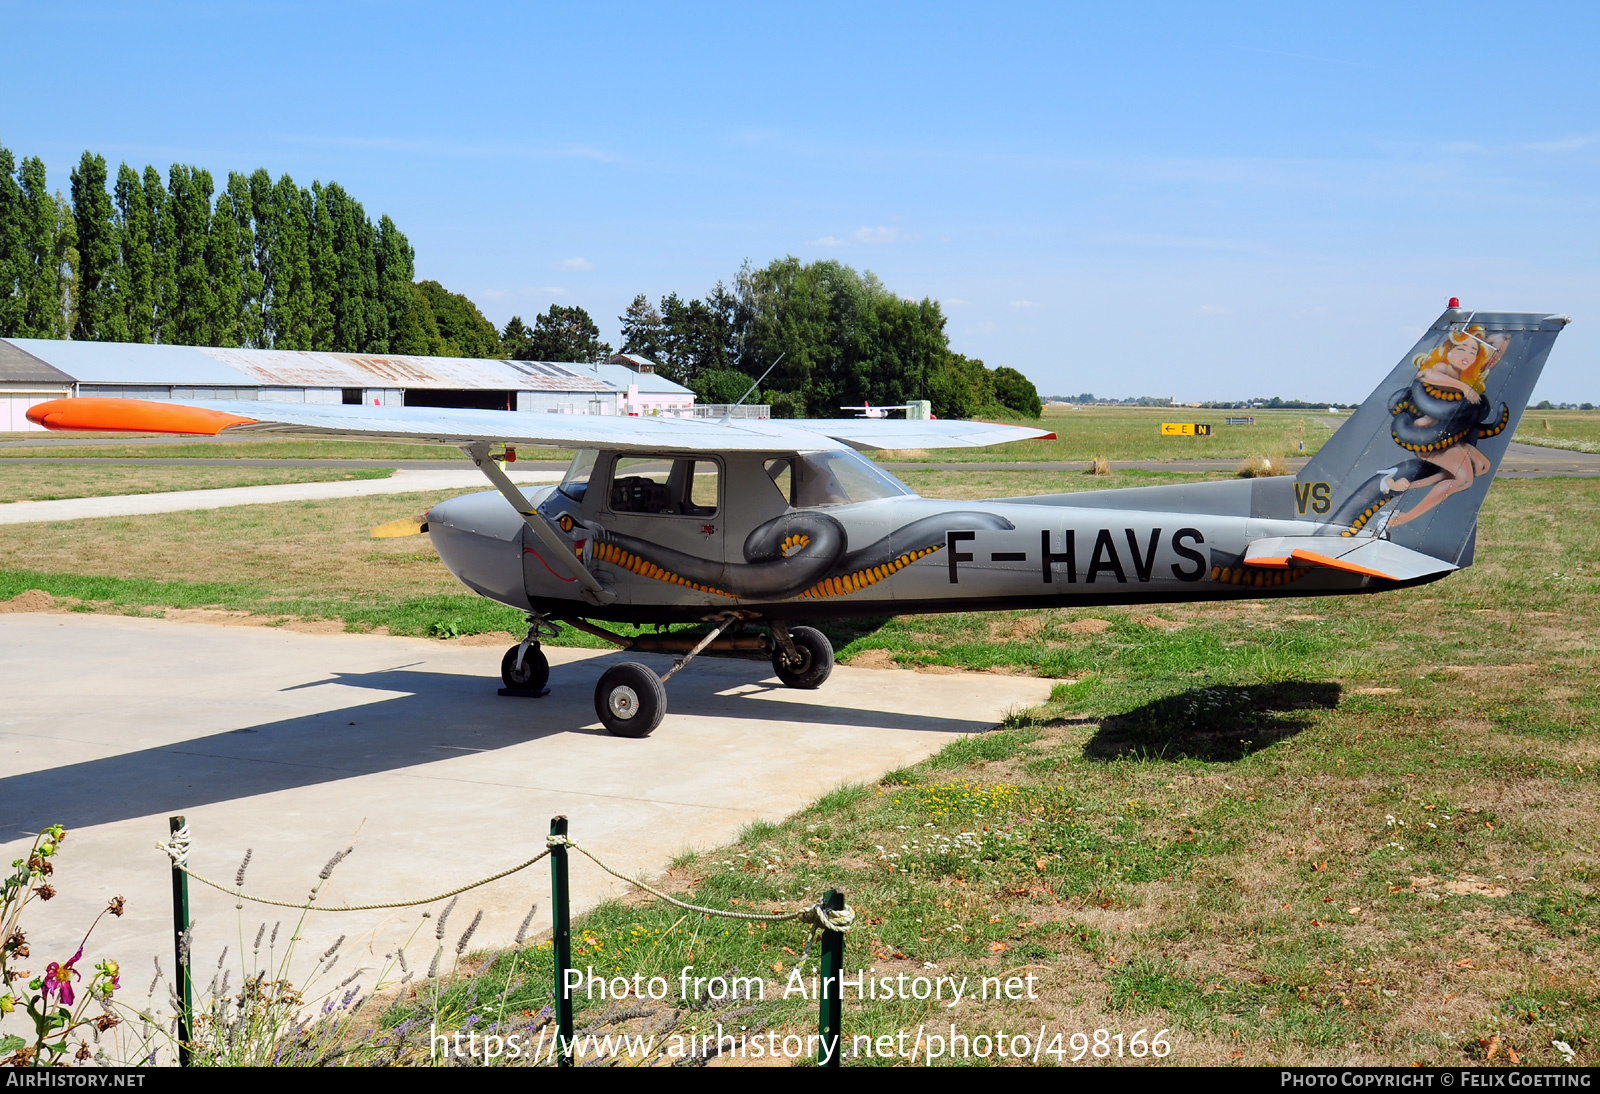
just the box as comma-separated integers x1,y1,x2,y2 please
462,443,616,605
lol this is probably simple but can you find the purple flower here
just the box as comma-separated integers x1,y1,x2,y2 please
43,947,82,1007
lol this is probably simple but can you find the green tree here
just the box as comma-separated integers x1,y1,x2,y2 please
70,152,122,341
618,293,663,361
525,303,611,362
393,281,445,355
113,165,153,342
207,187,242,346
17,157,74,338
144,165,173,343
164,165,216,345
373,214,413,353
655,288,736,385
500,315,535,359
224,172,262,347
412,280,502,358
692,368,759,405
0,142,26,336
990,365,1041,417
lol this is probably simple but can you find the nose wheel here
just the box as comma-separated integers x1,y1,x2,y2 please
500,642,550,693
770,624,834,689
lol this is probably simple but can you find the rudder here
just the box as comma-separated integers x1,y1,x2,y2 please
1294,305,1569,565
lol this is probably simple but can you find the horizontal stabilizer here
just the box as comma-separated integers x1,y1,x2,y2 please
1244,536,1457,582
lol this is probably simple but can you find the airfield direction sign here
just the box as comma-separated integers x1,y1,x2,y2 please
1160,422,1213,436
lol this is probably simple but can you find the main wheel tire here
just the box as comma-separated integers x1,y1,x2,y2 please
594,662,666,738
501,644,550,692
772,626,834,689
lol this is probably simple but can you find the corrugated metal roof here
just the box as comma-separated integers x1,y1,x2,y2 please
4,339,622,394
9,338,255,385
0,340,75,384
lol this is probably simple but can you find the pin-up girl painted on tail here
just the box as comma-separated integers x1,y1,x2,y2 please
1383,325,1512,528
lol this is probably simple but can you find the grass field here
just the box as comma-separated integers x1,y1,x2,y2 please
0,463,391,502
1,455,1596,1065
0,435,478,460
1514,410,1600,455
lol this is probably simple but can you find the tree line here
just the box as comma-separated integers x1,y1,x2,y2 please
0,140,508,357
501,258,1042,419
0,140,1041,418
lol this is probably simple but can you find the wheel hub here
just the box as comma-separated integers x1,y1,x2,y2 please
608,685,640,720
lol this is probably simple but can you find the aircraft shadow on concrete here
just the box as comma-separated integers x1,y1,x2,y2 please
2,652,998,835
1081,681,1341,764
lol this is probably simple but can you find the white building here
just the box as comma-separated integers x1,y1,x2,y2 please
0,339,700,430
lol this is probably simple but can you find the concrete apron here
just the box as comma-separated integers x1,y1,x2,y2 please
0,613,1051,1028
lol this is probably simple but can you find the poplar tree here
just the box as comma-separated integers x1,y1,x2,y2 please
71,151,122,341
225,172,262,347
18,157,73,338
207,187,242,346
373,214,413,353
144,165,173,342
0,142,24,336
165,165,215,345
114,164,153,342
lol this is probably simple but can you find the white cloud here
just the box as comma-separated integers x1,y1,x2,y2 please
852,225,900,244
556,257,594,271
806,225,906,247
1009,300,1041,310
1197,304,1231,315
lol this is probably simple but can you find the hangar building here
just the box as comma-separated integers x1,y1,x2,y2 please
0,339,702,431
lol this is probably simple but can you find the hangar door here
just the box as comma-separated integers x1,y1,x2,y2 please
0,392,67,432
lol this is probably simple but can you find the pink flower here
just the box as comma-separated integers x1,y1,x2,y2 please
42,947,82,1007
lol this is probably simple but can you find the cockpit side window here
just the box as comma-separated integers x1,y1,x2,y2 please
609,456,719,516
792,450,914,507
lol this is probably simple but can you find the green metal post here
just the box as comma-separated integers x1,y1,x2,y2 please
168,815,193,1067
818,888,845,1067
549,815,574,1067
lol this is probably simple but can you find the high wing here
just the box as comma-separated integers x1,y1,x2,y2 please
26,397,1053,452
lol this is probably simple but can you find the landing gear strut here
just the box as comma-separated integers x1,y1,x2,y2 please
499,614,559,695
769,623,834,690
570,615,838,738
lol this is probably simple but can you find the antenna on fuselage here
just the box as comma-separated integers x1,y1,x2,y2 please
719,353,784,425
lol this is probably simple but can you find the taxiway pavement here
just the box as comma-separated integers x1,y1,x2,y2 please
0,612,1052,1012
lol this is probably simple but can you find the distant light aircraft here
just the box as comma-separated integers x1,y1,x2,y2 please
841,401,919,418
28,305,1567,738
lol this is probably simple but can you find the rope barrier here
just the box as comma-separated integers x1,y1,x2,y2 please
154,839,553,912
547,834,855,934
152,832,855,932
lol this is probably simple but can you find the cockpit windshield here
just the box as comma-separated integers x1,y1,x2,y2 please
559,449,598,500
787,449,915,507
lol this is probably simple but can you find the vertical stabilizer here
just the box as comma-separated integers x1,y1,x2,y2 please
1295,306,1568,565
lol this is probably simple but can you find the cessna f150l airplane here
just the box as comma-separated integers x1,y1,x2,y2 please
28,305,1568,738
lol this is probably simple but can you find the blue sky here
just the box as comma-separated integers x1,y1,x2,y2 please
2,1,1596,401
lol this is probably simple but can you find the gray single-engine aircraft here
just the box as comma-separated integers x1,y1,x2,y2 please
27,304,1568,738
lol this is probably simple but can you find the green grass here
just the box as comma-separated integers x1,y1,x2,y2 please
1514,409,1600,454
0,463,391,501
872,406,1340,463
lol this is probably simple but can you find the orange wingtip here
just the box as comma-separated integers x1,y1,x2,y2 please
1245,556,1291,568
1289,548,1397,581
25,397,259,435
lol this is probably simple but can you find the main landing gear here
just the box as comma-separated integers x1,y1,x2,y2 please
558,615,836,738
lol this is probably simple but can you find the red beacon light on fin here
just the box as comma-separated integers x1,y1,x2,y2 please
1448,297,1460,309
